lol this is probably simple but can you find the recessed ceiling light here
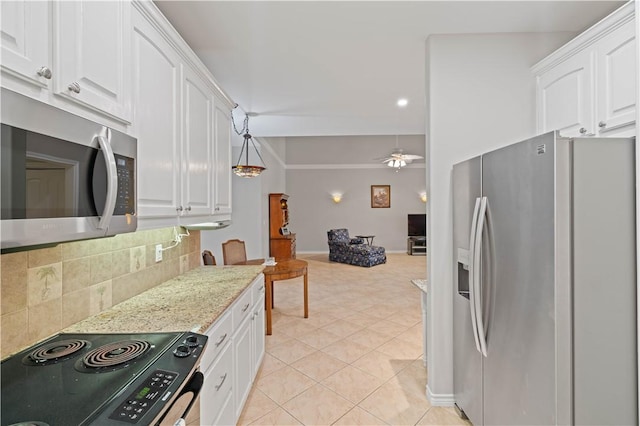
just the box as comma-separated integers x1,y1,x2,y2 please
397,98,408,107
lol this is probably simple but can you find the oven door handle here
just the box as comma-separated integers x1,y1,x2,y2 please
158,371,204,426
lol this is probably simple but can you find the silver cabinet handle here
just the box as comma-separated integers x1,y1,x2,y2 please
37,66,52,79
68,82,81,93
185,206,192,211
598,121,607,128
176,206,183,212
242,302,250,312
214,333,227,347
579,127,587,134
214,373,227,391
215,207,220,211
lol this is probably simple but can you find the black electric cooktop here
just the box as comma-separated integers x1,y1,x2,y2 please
1,332,206,426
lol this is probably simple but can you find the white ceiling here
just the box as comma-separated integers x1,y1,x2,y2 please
155,1,624,138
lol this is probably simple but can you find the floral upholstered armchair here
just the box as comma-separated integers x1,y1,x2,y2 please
327,229,386,267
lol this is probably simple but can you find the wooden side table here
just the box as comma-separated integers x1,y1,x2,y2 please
356,235,375,245
238,258,309,335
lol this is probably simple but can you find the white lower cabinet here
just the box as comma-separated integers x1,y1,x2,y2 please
199,275,265,425
201,341,234,426
233,310,254,419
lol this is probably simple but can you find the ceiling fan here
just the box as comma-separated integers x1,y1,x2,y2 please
375,137,423,170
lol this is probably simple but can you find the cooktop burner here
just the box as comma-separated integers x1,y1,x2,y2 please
22,339,90,366
77,339,151,372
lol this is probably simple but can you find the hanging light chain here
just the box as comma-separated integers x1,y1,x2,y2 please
230,104,249,136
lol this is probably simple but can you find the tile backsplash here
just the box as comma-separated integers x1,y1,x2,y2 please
1,227,201,358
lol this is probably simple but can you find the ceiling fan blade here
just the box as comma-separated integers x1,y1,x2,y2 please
402,154,424,160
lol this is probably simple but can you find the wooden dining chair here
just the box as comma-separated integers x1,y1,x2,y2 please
221,239,247,265
202,250,216,266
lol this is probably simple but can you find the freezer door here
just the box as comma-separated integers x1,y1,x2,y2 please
452,156,482,424
481,132,556,425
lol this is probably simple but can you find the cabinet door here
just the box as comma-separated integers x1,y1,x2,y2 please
233,315,253,419
536,49,595,137
0,0,51,90
213,102,232,215
252,295,266,376
181,66,213,216
201,341,233,426
131,10,181,219
596,20,636,135
54,1,131,122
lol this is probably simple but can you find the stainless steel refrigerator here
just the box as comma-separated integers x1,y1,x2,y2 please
452,131,637,425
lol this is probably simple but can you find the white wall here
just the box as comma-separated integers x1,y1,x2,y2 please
200,135,286,263
282,135,427,252
260,137,288,255
287,167,426,252
424,32,574,404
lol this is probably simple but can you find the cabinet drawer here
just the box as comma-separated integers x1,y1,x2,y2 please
253,275,265,302
232,287,253,329
201,310,232,373
201,342,233,426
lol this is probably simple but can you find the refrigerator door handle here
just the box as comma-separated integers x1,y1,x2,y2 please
473,196,489,357
468,197,482,354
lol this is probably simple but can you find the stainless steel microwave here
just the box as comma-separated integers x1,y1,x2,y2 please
1,89,137,250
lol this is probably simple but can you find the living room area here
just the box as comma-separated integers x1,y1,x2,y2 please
200,133,428,265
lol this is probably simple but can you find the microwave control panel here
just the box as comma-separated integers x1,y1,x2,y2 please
115,154,135,215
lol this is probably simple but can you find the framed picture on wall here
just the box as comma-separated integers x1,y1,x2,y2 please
371,185,391,208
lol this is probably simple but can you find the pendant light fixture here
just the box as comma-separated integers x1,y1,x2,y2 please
231,105,267,178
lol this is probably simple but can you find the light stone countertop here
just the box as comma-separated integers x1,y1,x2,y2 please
411,279,428,294
63,265,264,335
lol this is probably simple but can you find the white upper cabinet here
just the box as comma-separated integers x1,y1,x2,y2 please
54,1,132,123
536,50,595,137
0,1,51,92
1,0,132,128
214,102,232,216
131,7,181,220
533,2,635,138
596,19,636,135
181,66,214,217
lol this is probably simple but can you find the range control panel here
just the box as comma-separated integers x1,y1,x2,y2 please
109,369,178,424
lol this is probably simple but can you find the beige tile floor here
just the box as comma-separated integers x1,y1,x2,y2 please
237,253,470,426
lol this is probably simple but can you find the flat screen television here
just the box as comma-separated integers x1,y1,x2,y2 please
408,214,426,237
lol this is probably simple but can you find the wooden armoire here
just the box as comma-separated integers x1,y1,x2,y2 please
268,193,296,261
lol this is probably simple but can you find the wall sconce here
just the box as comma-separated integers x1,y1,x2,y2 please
420,192,427,203
331,193,343,203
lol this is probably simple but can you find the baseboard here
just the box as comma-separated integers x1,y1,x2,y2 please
426,385,455,406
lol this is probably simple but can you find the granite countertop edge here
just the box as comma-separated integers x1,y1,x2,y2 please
62,265,265,335
411,278,428,294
